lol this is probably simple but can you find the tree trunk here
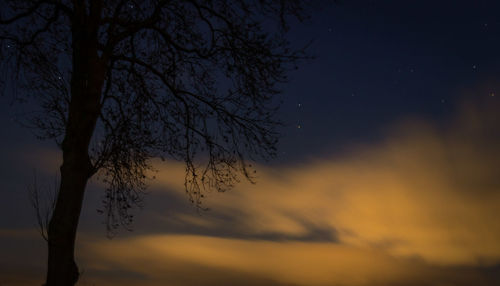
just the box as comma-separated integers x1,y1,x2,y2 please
45,3,104,283
45,78,102,285
45,72,103,286
46,155,92,285
45,80,103,284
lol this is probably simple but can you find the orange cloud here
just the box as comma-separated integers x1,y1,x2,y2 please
146,98,500,268
79,233,496,286
6,99,498,286
65,98,500,285
80,234,422,286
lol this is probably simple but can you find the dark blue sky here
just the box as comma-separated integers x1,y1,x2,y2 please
276,0,500,161
2,1,500,163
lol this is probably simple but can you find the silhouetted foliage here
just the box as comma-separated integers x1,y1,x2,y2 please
0,1,309,285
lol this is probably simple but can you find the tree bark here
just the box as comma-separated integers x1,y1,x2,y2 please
45,73,102,285
45,2,104,284
45,68,103,285
46,154,92,285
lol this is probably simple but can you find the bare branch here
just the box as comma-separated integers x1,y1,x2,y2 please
28,171,57,241
2,0,310,234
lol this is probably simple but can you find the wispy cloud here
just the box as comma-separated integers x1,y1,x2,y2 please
75,98,500,285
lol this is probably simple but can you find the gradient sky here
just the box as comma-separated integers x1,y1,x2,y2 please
1,1,500,285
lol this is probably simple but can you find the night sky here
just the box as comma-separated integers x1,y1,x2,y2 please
1,1,500,285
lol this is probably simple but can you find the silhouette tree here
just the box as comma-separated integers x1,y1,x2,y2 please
0,1,308,285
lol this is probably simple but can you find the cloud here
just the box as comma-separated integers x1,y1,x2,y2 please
146,98,500,268
70,97,500,285
4,98,498,285
80,234,497,286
